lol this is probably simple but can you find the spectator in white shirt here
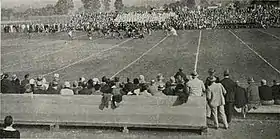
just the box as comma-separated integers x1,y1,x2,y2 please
186,71,206,96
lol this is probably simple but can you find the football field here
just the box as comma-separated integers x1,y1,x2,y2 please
1,28,280,85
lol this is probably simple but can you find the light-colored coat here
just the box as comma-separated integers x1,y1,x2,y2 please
207,83,227,107
60,88,74,96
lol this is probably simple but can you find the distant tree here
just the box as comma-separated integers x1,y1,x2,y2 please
103,0,111,11
43,4,56,15
114,0,124,11
81,0,101,12
181,0,196,8
55,0,74,14
1,8,14,20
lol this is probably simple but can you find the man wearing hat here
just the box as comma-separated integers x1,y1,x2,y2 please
60,81,74,95
205,68,220,89
11,74,21,94
174,68,187,82
271,80,280,105
47,81,61,94
1,73,13,93
258,79,274,105
245,77,260,111
20,74,30,93
206,76,229,129
186,71,205,97
221,69,236,123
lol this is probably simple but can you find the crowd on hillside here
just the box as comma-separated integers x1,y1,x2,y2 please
2,4,280,35
1,68,280,128
173,4,280,29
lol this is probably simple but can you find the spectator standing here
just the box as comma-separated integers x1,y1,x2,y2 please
220,70,236,123
123,78,134,95
205,68,220,88
246,77,260,111
20,74,30,93
186,71,205,96
60,82,74,95
99,79,113,110
174,68,187,82
206,77,228,129
271,80,280,105
1,74,13,93
11,74,21,94
173,83,189,106
0,116,20,139
258,79,274,105
132,78,140,95
163,80,175,96
92,78,102,95
72,81,82,95
78,81,92,95
234,81,248,118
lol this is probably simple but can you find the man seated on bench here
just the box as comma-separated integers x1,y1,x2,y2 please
271,80,280,105
246,77,260,111
259,79,274,105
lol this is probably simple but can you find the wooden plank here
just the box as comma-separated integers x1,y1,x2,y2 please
0,94,207,130
235,105,280,114
1,94,206,106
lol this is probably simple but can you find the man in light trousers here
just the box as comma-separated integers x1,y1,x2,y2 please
207,77,229,129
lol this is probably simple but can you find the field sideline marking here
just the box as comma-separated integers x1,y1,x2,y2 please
42,38,133,77
257,29,280,40
194,30,202,72
110,36,168,79
229,30,280,74
2,34,87,56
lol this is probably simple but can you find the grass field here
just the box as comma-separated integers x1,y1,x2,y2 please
1,29,280,138
1,28,280,85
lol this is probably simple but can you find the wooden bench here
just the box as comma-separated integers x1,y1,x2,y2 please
235,105,280,114
234,105,280,120
0,94,207,134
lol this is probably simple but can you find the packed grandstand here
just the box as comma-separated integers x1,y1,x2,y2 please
2,4,280,37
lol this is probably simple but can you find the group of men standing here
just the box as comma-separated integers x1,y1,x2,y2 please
177,67,279,130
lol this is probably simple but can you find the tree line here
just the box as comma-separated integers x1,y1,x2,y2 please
2,0,125,20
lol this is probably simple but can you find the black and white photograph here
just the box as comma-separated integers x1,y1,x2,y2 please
0,0,280,138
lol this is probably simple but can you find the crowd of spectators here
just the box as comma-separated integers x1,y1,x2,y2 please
2,4,280,34
173,5,280,29
0,69,279,132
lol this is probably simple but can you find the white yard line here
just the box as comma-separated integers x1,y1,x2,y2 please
257,29,280,40
194,30,202,72
110,36,168,79
42,38,133,77
229,30,280,74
